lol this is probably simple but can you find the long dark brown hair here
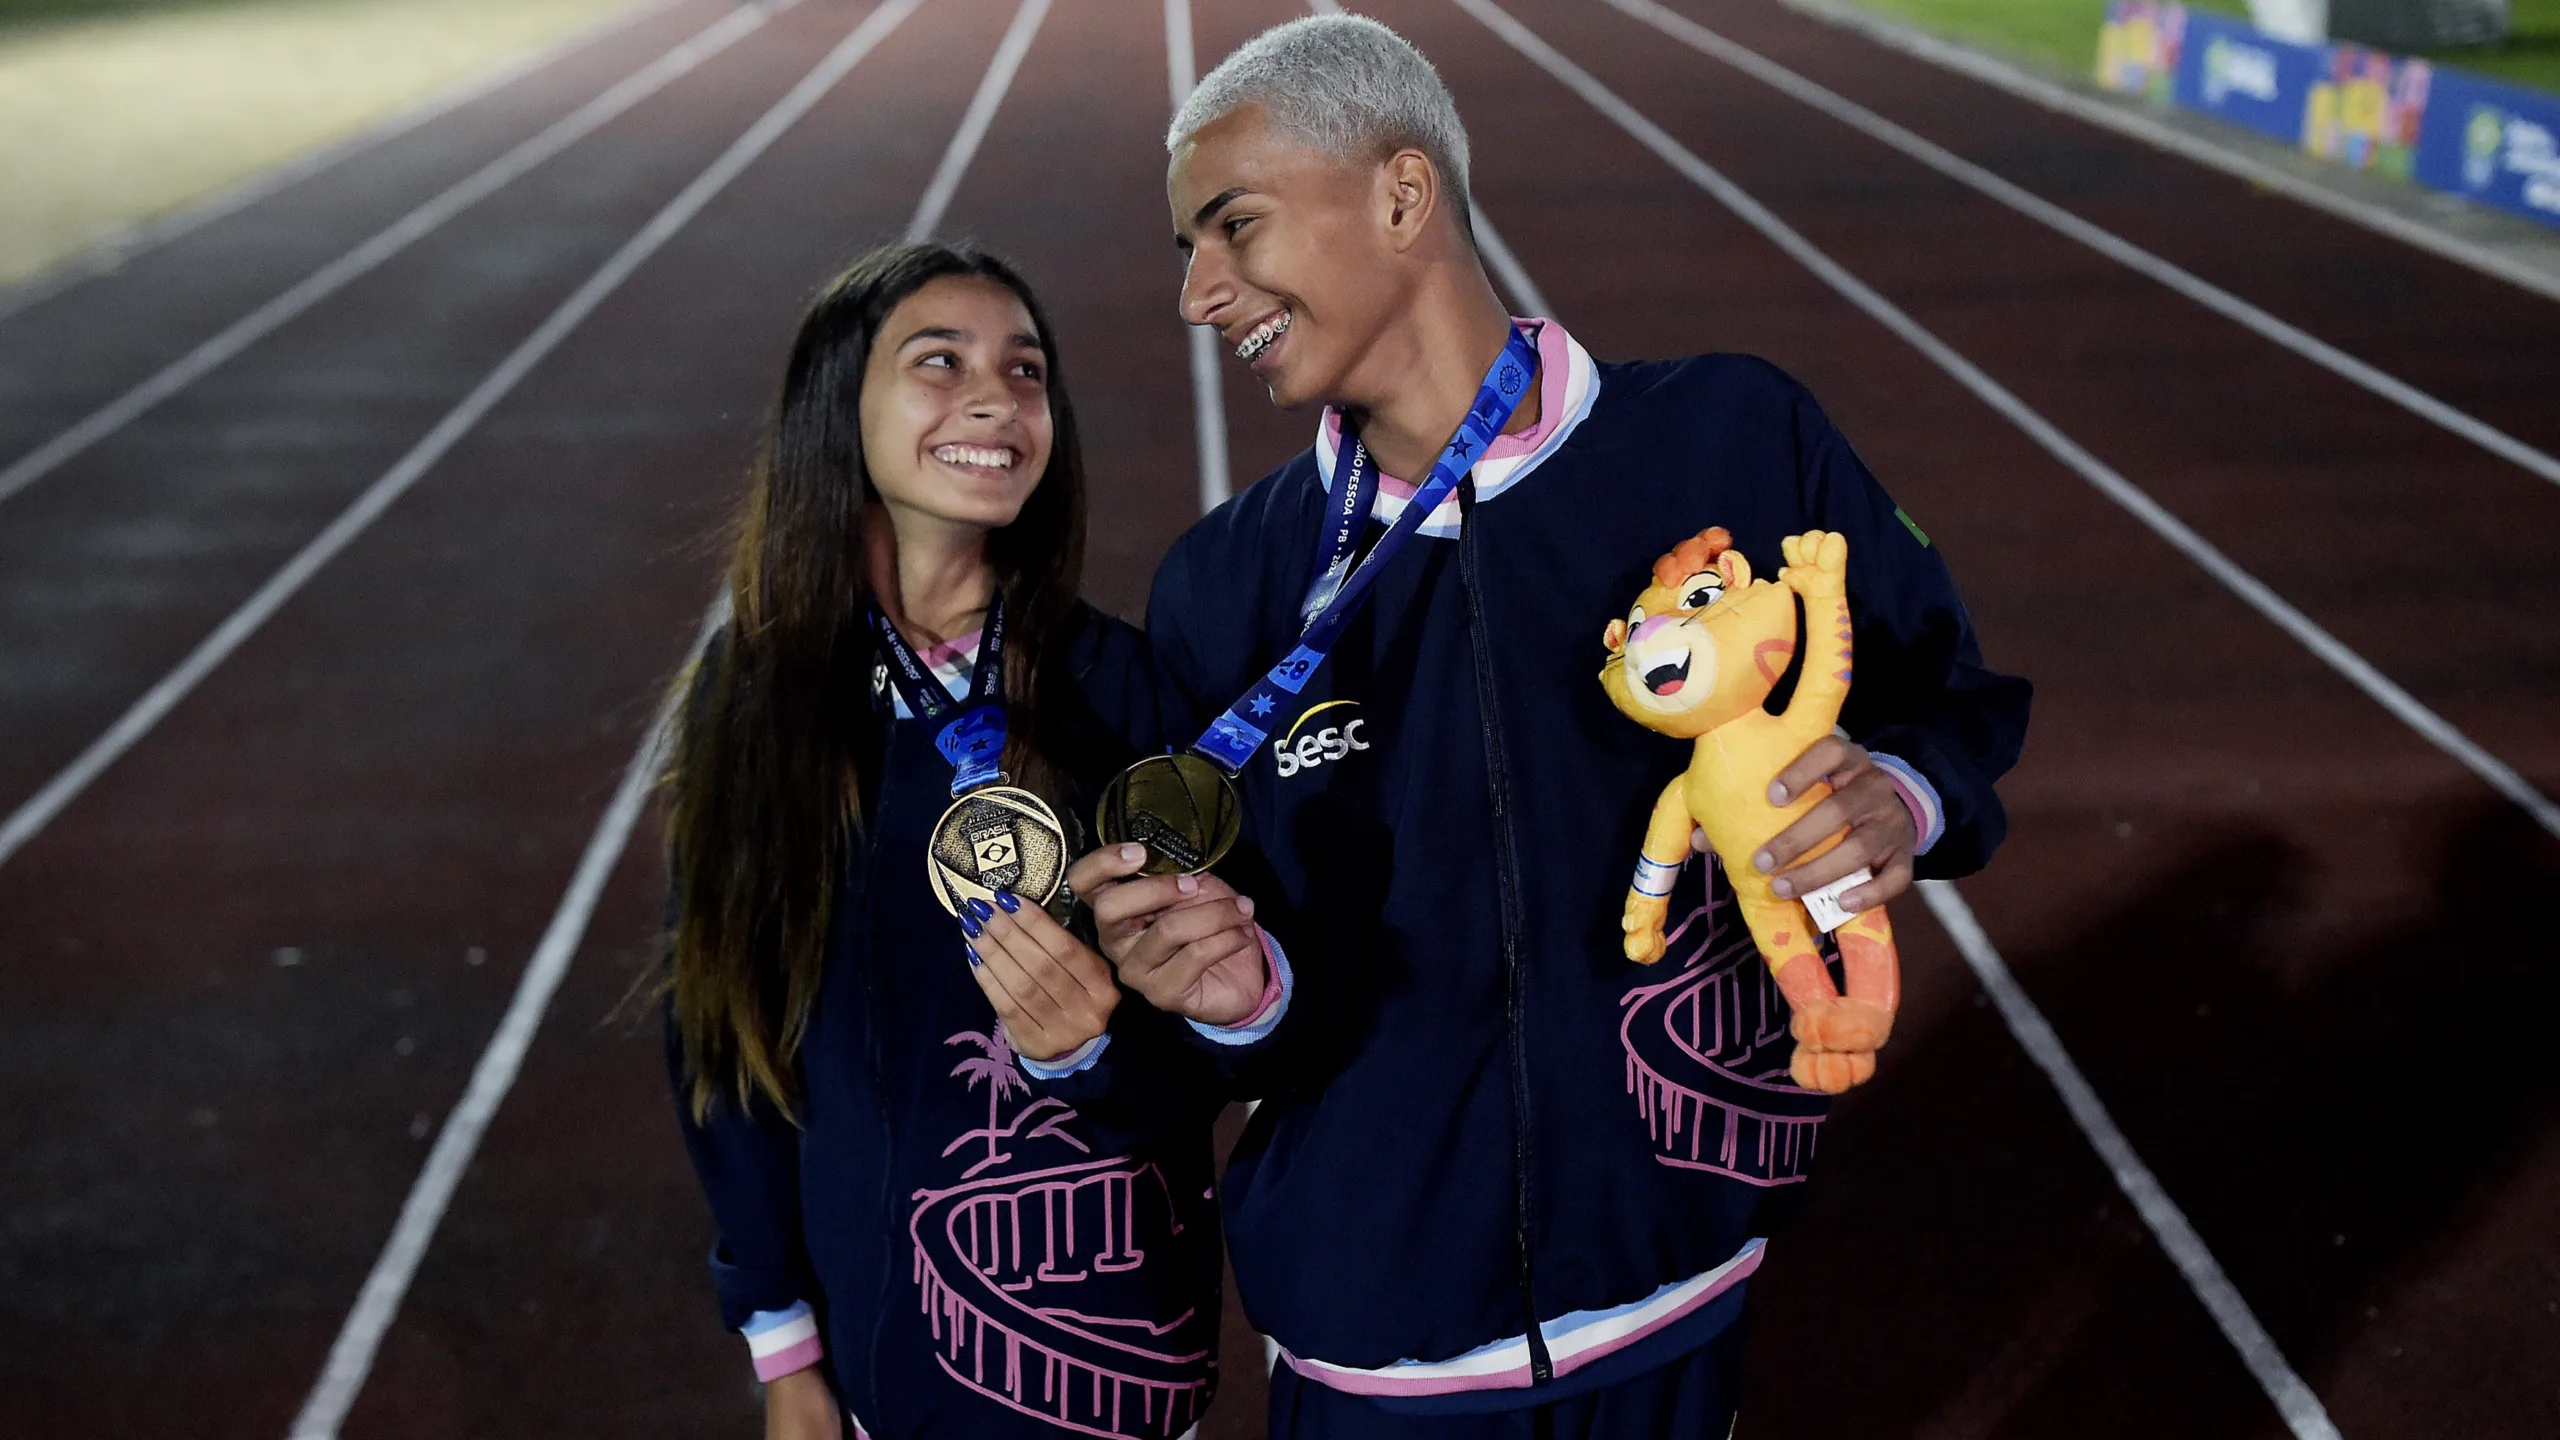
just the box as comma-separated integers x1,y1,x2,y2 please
667,244,1087,1118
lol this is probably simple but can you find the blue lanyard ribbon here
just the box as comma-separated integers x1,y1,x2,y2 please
1191,325,1539,774
872,595,1009,797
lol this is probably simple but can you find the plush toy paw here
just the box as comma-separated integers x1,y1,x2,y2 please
1622,891,1671,965
1777,530,1849,603
1786,996,1895,1094
1790,1047,1876,1094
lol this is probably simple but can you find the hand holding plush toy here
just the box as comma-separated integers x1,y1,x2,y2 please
1598,528,1900,1093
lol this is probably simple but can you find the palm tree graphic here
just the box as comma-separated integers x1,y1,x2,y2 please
946,1027,1031,1174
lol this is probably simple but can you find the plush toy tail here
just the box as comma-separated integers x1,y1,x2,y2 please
1771,906,1900,1094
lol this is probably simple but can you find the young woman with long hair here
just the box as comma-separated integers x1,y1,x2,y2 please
662,244,1232,1440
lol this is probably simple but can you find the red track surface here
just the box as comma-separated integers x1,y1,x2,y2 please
1,1,2552,1436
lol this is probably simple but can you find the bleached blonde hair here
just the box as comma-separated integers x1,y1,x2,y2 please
1169,15,1473,219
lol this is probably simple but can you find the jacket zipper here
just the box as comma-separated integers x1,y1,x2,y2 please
1456,478,1553,1386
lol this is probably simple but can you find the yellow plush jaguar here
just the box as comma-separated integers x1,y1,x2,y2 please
1599,527,1900,1093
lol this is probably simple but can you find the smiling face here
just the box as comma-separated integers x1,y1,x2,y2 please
1600,528,1801,739
1169,105,1429,411
857,274,1054,532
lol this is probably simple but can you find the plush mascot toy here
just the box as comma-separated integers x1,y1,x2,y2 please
1599,527,1901,1093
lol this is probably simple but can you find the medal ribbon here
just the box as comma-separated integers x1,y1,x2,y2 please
1190,326,1539,775
872,595,1009,798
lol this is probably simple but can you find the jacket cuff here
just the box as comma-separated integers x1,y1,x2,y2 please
1189,928,1292,1046
1869,751,1945,857
1016,1031,1110,1079
742,1301,823,1381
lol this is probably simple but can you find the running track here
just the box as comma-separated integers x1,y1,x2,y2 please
1,0,2553,1435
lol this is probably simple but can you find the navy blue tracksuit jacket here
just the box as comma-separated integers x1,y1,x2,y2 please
1043,329,2031,1416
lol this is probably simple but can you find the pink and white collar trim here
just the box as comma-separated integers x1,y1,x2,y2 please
885,628,981,720
1312,317,1598,540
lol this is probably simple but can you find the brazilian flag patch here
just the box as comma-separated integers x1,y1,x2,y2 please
1894,506,1931,547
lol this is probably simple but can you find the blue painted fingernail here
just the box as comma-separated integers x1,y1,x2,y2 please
965,944,981,967
967,897,994,921
960,912,982,938
994,889,1020,914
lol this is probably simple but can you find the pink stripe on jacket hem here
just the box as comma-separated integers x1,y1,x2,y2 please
1281,1243,1763,1398
751,1335,824,1382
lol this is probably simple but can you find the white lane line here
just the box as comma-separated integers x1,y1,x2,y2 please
904,0,1052,245
1919,881,2344,1440
1185,314,1236,510
284,7,1034,1430
282,608,714,1440
1170,0,1235,510
1603,0,2560,491
0,0,692,328
0,0,925,881
1775,0,2560,307
0,0,800,512
1451,0,2560,845
1468,203,1555,320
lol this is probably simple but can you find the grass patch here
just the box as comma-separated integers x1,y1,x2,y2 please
1831,0,2116,71
2416,0,2560,96
1840,0,2559,98
0,0,640,288
0,0,235,25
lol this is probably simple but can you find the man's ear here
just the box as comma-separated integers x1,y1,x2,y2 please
1380,149,1440,254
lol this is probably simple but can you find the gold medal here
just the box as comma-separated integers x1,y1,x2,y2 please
927,784,1068,917
1095,752,1242,876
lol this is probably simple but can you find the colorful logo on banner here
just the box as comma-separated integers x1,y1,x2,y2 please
2306,46,2431,177
2095,0,2184,104
2415,67,2560,226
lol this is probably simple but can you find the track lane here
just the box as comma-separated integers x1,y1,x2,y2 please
1664,0,2560,459
0,0,803,514
0,0,868,854
0,0,721,455
1604,0,2560,495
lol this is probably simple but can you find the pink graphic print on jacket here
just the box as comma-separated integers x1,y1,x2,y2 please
910,1027,1213,1438
1620,841,1830,1185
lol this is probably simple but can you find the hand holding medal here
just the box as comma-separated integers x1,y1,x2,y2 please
1066,845,1270,1027
956,886,1120,1062
1096,326,1541,876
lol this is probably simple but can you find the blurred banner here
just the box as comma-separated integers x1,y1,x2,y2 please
2098,0,2560,229
2181,7,2328,143
2415,67,2560,224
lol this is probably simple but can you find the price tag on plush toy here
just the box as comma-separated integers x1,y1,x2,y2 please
1597,527,1903,1096
1800,868,1870,934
